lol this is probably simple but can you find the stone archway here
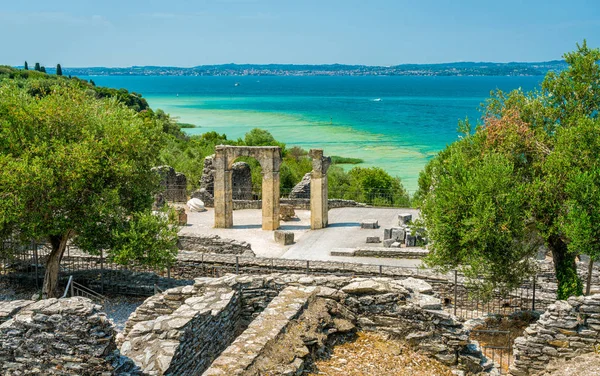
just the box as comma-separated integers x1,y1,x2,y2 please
214,145,282,230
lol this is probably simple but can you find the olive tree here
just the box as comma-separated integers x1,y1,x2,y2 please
0,82,178,297
417,42,600,299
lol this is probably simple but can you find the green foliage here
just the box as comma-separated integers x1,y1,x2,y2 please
56,64,62,76
40,66,46,73
34,62,40,71
417,41,600,298
0,81,177,295
109,210,179,268
329,166,410,207
178,122,197,129
24,61,28,70
330,156,364,165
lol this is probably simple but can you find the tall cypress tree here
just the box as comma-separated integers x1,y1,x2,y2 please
56,64,63,76
34,63,40,71
24,61,28,70
40,66,46,73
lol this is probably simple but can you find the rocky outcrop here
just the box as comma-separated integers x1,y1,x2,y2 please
510,294,600,375
0,297,138,375
289,172,311,199
153,165,188,203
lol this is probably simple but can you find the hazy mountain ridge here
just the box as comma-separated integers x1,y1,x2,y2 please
36,60,567,77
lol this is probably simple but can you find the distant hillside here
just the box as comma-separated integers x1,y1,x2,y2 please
33,60,568,77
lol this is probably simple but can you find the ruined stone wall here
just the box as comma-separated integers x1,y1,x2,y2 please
122,274,496,375
153,165,187,203
178,234,254,256
204,285,319,375
509,294,600,375
0,297,136,375
120,282,242,376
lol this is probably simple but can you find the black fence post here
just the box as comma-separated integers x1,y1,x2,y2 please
454,269,458,317
379,264,383,276
532,276,536,311
306,260,310,274
235,256,239,274
33,242,39,289
100,249,104,294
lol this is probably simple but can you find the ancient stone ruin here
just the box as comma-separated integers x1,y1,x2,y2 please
118,274,496,375
211,146,331,232
0,297,138,375
152,165,188,203
510,294,600,375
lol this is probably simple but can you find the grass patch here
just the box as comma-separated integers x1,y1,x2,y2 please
331,156,364,165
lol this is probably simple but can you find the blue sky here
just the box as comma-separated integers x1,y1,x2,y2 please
1,0,599,67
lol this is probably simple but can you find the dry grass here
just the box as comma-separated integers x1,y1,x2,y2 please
307,331,454,376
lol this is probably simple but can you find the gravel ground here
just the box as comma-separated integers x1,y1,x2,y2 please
103,295,147,332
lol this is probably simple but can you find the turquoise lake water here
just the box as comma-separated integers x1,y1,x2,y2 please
81,75,543,192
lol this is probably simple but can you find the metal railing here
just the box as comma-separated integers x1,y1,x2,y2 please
471,329,513,374
62,275,107,304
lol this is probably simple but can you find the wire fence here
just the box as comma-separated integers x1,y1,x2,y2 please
1,240,554,317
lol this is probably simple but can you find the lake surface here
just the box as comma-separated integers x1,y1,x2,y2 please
81,75,543,192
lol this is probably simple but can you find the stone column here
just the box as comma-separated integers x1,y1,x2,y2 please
309,149,331,230
261,171,280,230
214,149,233,228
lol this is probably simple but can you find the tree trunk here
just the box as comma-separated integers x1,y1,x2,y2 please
549,235,583,300
42,231,72,298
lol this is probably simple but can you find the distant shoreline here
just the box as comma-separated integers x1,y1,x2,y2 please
29,60,566,78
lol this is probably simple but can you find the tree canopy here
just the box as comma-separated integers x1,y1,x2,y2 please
0,81,178,297
416,42,600,299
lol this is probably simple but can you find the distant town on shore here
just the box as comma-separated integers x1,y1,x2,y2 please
38,60,568,77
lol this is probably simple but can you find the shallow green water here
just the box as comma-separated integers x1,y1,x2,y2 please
82,75,542,192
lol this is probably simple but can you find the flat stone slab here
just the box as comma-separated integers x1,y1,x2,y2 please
274,230,294,245
360,219,379,229
417,294,442,310
396,277,433,294
366,236,381,243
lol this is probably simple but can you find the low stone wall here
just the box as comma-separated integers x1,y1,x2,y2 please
0,297,137,375
331,247,429,259
230,198,364,210
120,283,241,375
178,234,254,256
509,294,600,375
